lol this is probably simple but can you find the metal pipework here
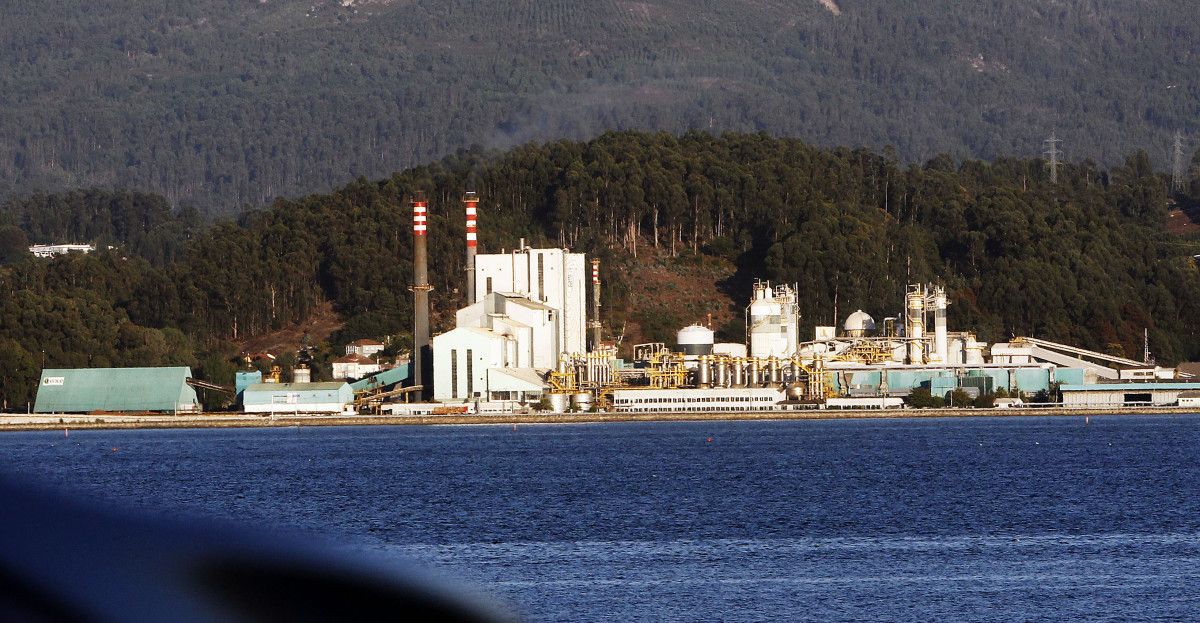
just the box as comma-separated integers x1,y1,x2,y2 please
411,192,433,399
590,259,602,350
464,191,479,305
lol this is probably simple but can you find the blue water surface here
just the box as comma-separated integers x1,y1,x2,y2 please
3,415,1199,621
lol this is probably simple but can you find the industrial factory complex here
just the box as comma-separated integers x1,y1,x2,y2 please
26,191,1200,418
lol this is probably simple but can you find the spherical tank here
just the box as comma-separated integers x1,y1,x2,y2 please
676,325,715,356
843,310,876,337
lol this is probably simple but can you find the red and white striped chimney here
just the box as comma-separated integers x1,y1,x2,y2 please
411,192,431,398
464,191,478,304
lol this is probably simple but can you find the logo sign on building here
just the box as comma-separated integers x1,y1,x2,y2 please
43,377,65,386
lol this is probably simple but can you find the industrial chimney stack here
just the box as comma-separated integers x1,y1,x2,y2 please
411,192,432,399
464,191,479,304
590,259,602,351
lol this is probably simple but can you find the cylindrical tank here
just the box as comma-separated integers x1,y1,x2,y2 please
965,336,984,365
730,358,746,387
749,281,800,359
748,358,761,386
933,287,948,363
571,392,593,412
547,393,570,413
785,383,805,401
713,343,748,359
697,356,712,388
715,357,729,388
767,357,781,386
677,325,715,356
907,287,925,365
789,358,801,384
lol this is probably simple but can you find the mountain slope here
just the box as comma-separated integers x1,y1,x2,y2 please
1,1,1198,212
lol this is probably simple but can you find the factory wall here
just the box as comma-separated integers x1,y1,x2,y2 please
835,366,1060,398
433,327,506,401
473,248,586,355
1060,383,1199,407
241,382,353,414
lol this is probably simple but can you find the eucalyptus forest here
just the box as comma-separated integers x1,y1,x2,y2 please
3,131,1200,407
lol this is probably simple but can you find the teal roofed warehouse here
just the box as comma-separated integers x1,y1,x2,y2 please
33,368,200,414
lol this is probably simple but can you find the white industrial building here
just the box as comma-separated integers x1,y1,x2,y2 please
434,243,589,403
473,243,587,356
747,281,800,359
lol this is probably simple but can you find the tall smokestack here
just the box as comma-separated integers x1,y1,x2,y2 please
411,192,432,399
464,191,478,304
590,258,602,351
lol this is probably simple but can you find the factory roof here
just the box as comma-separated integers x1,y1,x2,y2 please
34,367,198,413
349,339,384,346
333,354,375,364
486,367,547,392
245,382,349,392
349,364,411,392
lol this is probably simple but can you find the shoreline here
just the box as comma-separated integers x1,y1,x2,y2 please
1,407,1197,432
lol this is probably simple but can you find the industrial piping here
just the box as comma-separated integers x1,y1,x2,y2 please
464,191,478,305
411,192,433,399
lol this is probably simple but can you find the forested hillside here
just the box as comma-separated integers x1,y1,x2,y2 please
3,132,1200,409
2,0,1197,211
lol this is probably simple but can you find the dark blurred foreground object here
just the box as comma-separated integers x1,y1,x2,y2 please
0,479,513,622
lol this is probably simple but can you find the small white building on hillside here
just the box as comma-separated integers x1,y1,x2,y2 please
345,339,385,358
332,354,381,380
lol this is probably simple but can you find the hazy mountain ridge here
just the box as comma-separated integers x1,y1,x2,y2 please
0,0,1196,212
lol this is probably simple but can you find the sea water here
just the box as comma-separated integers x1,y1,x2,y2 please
3,415,1199,621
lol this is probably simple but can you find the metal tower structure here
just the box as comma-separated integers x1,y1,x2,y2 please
1043,132,1063,184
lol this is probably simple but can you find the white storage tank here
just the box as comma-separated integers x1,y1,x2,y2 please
843,310,875,337
677,325,715,356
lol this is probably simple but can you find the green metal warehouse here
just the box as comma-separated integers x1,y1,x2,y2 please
34,367,200,413
241,382,354,415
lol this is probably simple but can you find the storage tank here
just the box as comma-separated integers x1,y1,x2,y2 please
676,325,715,356
843,310,876,337
546,393,571,413
906,286,925,365
964,336,985,365
713,342,748,359
571,392,593,412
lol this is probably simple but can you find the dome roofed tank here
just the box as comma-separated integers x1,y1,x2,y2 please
676,324,715,356
843,310,876,337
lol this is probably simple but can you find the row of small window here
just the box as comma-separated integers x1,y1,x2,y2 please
614,396,773,405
